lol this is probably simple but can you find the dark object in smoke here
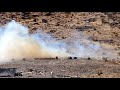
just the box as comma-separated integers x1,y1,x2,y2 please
87,57,91,60
0,68,16,77
68,56,72,59
62,37,66,39
23,58,26,60
27,69,34,72
42,19,48,23
74,57,77,59
56,56,58,59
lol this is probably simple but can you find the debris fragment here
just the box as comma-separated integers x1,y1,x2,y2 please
74,57,77,59
56,56,58,59
87,57,91,60
68,56,72,59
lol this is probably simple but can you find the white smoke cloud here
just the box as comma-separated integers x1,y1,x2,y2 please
0,20,70,63
0,20,118,63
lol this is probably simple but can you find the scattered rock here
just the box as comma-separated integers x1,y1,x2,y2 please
76,25,96,31
15,72,23,77
21,12,31,19
84,18,96,22
51,71,54,78
56,23,60,26
27,69,34,72
28,76,33,77
32,15,38,17
50,30,56,33
34,22,39,25
42,19,48,23
56,74,70,78
33,19,37,22
97,70,103,76
62,36,66,39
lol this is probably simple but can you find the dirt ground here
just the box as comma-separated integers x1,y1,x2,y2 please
1,58,120,78
0,12,120,78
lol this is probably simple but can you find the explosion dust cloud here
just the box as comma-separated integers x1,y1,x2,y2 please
0,20,118,63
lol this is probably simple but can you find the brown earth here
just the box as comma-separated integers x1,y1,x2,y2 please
0,12,120,78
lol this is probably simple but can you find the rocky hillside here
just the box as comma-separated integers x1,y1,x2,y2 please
0,12,120,55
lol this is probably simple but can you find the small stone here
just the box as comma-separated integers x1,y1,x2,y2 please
50,30,56,33
33,19,37,22
42,19,48,23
